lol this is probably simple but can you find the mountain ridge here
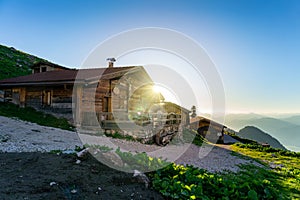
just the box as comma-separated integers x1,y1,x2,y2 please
237,126,286,150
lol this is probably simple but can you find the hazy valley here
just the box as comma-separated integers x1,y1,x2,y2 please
225,113,300,152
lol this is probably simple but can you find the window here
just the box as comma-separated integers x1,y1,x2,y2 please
41,67,47,72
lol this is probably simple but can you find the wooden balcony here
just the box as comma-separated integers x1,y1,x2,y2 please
81,111,182,131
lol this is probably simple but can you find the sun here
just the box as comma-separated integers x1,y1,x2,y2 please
152,84,180,105
152,84,164,93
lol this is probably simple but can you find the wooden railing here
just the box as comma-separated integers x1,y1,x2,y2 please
81,111,182,130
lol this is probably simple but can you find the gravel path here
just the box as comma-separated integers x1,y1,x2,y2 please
0,116,81,152
0,116,262,172
80,134,263,173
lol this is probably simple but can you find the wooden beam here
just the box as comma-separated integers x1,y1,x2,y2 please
19,87,26,108
75,85,83,126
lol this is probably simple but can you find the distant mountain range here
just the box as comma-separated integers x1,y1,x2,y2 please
237,126,286,150
281,115,300,126
225,113,300,152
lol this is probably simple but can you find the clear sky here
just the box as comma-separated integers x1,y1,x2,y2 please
0,0,299,114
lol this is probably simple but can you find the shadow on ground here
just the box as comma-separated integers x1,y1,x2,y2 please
0,152,163,200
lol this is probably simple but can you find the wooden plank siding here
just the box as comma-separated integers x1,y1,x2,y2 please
80,67,155,128
23,86,74,112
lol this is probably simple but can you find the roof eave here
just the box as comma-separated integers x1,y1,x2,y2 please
0,80,82,87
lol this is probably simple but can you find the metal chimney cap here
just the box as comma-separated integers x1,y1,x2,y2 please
106,58,116,62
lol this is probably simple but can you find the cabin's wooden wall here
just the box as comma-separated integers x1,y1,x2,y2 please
125,71,156,114
52,86,73,111
80,80,110,126
80,68,155,126
12,88,20,105
22,85,73,112
26,87,42,108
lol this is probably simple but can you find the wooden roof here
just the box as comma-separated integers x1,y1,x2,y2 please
190,116,227,128
0,66,136,86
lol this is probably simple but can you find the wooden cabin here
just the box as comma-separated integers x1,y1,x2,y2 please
0,62,190,140
190,116,226,144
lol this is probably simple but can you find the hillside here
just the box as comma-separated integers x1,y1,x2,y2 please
0,44,49,80
238,126,286,150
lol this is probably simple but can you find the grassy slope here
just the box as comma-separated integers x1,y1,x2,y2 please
0,44,49,80
0,102,74,131
232,143,300,199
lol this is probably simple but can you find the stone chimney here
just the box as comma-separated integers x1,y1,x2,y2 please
106,58,116,68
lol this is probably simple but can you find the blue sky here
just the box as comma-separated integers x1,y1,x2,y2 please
0,0,299,113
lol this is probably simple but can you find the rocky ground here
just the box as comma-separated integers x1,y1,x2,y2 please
0,116,263,199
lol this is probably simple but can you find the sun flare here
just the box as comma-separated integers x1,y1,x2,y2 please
152,84,180,105
152,85,164,93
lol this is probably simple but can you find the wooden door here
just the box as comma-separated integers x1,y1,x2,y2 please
103,97,112,120
42,91,51,106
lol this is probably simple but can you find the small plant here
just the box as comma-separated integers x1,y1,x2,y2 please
49,149,63,154
104,131,136,141
115,147,169,172
74,145,85,152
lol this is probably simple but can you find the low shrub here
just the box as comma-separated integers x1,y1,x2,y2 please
151,163,288,199
115,147,169,172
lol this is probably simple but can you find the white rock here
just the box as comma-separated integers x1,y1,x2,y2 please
77,148,89,158
70,189,77,194
133,169,150,188
50,182,57,186
93,149,100,155
75,159,81,164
